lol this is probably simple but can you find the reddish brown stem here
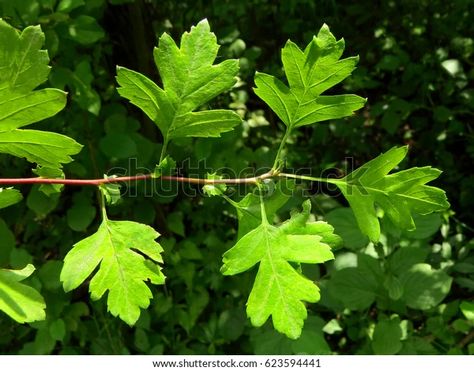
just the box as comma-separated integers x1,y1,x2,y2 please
0,171,275,186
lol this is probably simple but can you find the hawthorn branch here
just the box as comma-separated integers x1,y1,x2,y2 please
0,171,276,186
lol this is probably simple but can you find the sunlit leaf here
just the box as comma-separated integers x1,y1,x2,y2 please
61,218,165,325
0,20,82,169
254,24,366,130
0,264,46,323
0,20,66,131
222,200,338,339
116,19,241,144
331,146,449,241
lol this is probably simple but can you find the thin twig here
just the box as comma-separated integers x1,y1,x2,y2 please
0,171,276,186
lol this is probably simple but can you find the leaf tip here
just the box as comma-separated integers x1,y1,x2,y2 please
320,23,330,32
197,18,210,27
220,260,233,276
60,280,74,293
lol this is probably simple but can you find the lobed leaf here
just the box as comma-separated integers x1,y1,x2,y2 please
0,20,66,130
331,146,450,241
116,19,241,144
222,200,339,339
60,219,165,325
0,89,67,131
0,20,49,92
0,264,46,323
254,24,366,130
0,129,82,168
0,20,82,168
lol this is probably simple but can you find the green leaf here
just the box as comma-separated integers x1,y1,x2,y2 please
38,260,63,291
66,202,96,232
0,219,15,266
325,207,369,249
0,20,49,91
231,179,295,238
384,274,404,300
32,166,64,195
250,316,331,355
402,213,443,239
99,178,121,205
254,24,366,130
329,267,377,310
57,0,85,13
26,184,60,218
202,172,227,197
332,146,450,241
322,318,343,334
60,218,165,325
0,20,82,169
460,301,474,323
328,254,383,310
372,317,403,355
153,155,176,178
387,247,428,277
0,264,46,323
99,132,137,159
399,263,452,310
221,200,336,339
0,188,23,209
70,60,101,115
0,20,67,130
67,15,105,45
452,318,471,333
116,19,241,145
49,319,66,341
167,211,185,237
0,89,67,131
0,129,82,168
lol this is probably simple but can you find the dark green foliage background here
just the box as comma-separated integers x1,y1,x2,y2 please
0,0,473,354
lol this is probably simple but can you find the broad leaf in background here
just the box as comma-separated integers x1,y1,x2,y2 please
399,263,452,310
329,252,452,311
116,19,241,148
325,207,369,249
0,20,82,168
250,316,331,355
0,264,46,323
330,146,449,241
254,24,366,130
66,15,105,45
328,254,383,310
61,218,165,325
221,200,338,339
372,316,403,355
